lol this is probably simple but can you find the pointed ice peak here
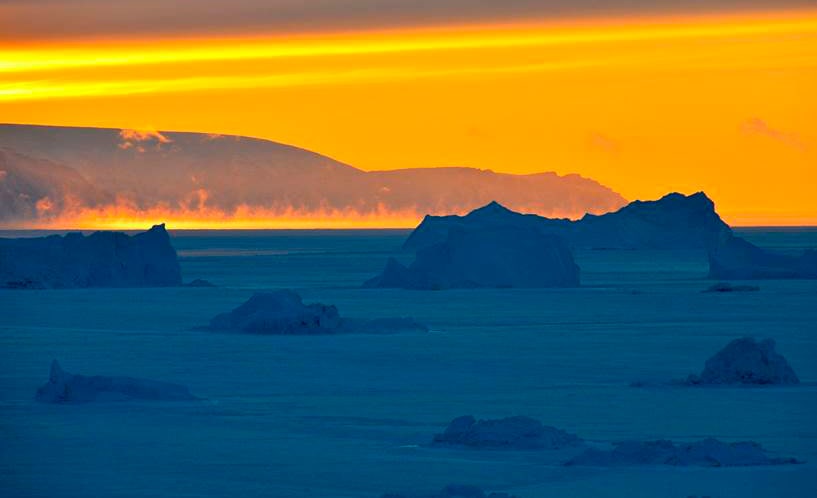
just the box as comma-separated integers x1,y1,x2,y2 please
482,200,510,211
655,191,714,207
468,201,515,218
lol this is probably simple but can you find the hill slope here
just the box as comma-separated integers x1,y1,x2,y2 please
0,147,111,222
0,124,626,226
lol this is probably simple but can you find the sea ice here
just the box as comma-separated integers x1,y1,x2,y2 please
566,438,799,466
381,484,515,498
350,317,429,334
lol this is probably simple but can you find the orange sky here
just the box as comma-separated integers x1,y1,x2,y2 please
1,8,816,226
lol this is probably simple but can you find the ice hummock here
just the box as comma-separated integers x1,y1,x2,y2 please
566,438,799,467
184,278,216,287
35,360,198,403
203,289,428,334
703,282,760,293
207,290,342,334
365,226,580,289
432,415,582,450
686,337,799,385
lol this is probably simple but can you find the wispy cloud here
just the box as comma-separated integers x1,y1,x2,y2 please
741,117,806,151
587,132,620,155
118,128,173,151
119,128,172,143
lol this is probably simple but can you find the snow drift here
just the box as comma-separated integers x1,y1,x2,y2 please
432,415,582,450
36,360,197,403
203,289,427,334
0,224,181,288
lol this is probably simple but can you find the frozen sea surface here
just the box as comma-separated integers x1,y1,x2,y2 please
1,228,816,497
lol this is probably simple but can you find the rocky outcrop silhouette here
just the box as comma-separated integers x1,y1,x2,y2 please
0,224,181,288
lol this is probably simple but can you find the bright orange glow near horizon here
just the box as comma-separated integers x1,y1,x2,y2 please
1,8,816,227
13,203,425,231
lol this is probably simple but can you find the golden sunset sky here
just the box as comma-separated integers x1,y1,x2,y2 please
1,1,815,225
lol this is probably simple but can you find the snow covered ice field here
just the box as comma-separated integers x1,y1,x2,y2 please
1,228,816,498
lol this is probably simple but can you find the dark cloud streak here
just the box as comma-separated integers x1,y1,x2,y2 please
2,0,813,42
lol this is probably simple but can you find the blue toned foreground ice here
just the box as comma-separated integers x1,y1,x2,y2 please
1,228,816,498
